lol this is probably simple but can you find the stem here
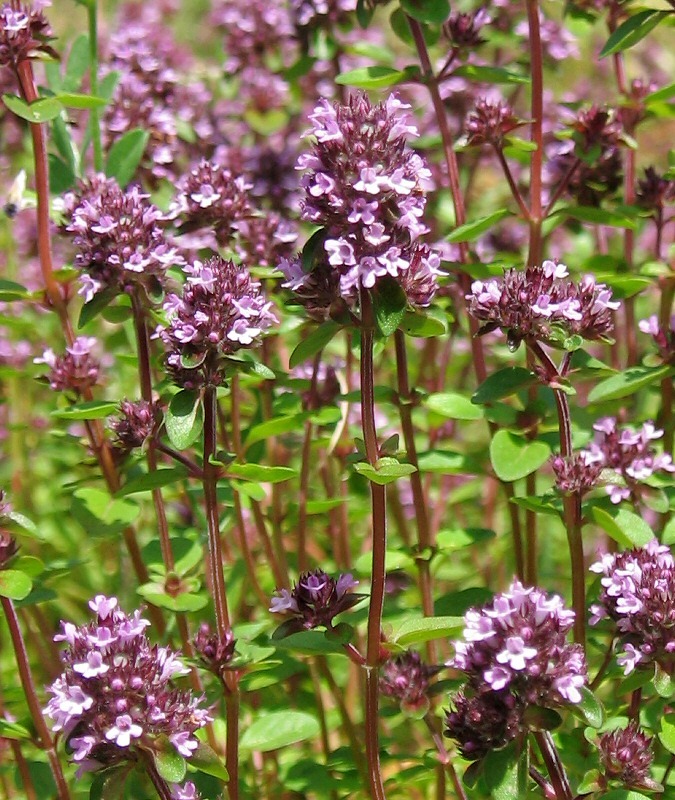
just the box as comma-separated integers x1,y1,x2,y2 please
86,0,103,172
14,62,73,342
528,341,585,648
360,292,387,800
494,147,531,221
394,330,436,663
525,0,544,268
297,353,322,573
534,732,573,800
131,294,174,572
658,279,674,453
224,687,240,800
543,158,581,218
143,752,174,800
423,715,468,800
0,597,71,800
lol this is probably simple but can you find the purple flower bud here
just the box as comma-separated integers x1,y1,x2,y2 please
193,623,236,678
598,723,655,789
0,1,57,69
109,399,160,452
379,651,441,712
34,337,101,395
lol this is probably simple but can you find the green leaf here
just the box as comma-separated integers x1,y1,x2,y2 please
0,279,29,301
372,277,408,337
654,664,675,698
165,389,203,451
271,630,345,655
49,153,76,194
417,450,470,473
137,580,208,613
489,430,550,482
353,457,417,486
335,65,406,89
190,741,229,781
289,321,341,369
590,507,654,548
452,64,529,85
153,744,187,784
0,569,32,600
55,92,107,109
116,468,187,497
89,766,129,800
436,527,495,552
446,209,513,243
587,365,673,403
227,463,297,483
52,401,119,420
240,711,320,753
390,616,464,647
574,686,604,728
599,10,669,57
658,713,675,754
63,34,90,92
400,310,449,337
425,392,484,421
0,719,31,741
354,548,414,574
553,205,639,229
645,81,675,105
73,488,140,534
400,0,450,24
483,740,528,800
78,287,117,328
2,94,63,123
105,129,149,186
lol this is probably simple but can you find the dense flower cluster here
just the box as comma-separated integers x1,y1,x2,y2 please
290,0,357,28
0,1,56,69
102,3,212,183
442,8,490,50
464,98,524,148
379,651,440,712
547,106,623,206
551,452,604,496
445,580,587,759
467,260,619,349
286,93,440,309
270,569,363,635
598,723,656,790
35,337,100,394
109,399,159,452
169,159,253,246
159,256,276,388
45,596,212,774
590,539,675,675
637,166,675,213
193,623,237,680
64,175,183,302
583,417,674,504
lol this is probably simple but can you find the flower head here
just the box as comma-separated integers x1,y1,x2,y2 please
0,1,56,69
292,93,439,309
379,651,441,712
45,596,211,772
598,723,656,790
193,623,236,679
467,261,618,349
270,569,364,634
589,540,675,675
551,452,603,496
442,8,491,50
464,98,525,148
109,399,159,452
445,689,522,760
63,175,183,302
159,256,276,388
34,337,100,394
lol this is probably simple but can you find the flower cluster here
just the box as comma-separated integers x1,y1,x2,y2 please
270,569,364,635
547,106,623,206
637,166,675,213
159,256,276,388
45,596,212,773
0,1,56,69
445,580,587,759
64,175,183,303
598,723,656,790
288,93,440,309
109,399,159,452
35,337,100,394
590,539,675,675
290,0,357,29
467,260,619,349
379,651,440,712
193,623,237,680
583,417,674,504
463,98,525,148
169,159,253,246
551,452,604,496
442,8,490,50
639,314,674,363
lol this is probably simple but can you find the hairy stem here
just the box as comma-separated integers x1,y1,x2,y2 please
525,0,544,269
533,732,573,800
1,597,71,800
360,292,387,800
86,0,103,172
